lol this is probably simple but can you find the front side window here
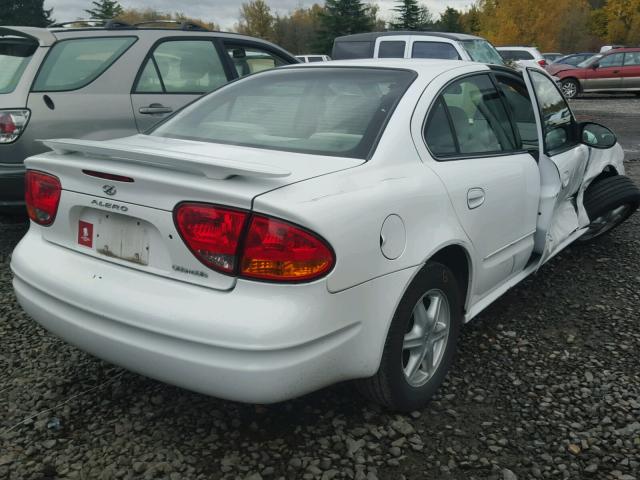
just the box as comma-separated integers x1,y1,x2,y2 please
424,74,517,158
378,41,405,58
412,42,460,60
599,53,624,68
461,40,504,65
495,75,539,149
624,52,640,66
152,68,416,159
33,37,136,91
134,40,227,94
529,70,576,153
226,44,288,77
500,50,534,61
0,38,37,94
308,56,324,62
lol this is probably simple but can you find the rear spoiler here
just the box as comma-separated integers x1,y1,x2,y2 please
0,26,56,46
40,138,291,180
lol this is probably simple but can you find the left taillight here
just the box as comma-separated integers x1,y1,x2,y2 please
25,170,61,226
0,110,30,144
173,202,335,283
538,59,548,67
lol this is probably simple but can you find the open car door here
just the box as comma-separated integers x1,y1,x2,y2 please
523,69,590,266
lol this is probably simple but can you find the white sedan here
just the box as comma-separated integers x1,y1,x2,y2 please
12,60,640,411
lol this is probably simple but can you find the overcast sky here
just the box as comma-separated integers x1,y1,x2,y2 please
44,0,473,29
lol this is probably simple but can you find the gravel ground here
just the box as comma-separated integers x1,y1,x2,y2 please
1,98,640,480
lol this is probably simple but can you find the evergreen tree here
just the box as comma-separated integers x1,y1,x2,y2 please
1,0,54,27
318,0,375,52
390,0,421,30
85,0,124,20
437,7,463,32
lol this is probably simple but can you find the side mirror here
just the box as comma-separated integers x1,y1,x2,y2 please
591,62,599,69
581,122,616,149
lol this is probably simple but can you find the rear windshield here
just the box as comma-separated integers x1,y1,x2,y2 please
461,40,504,65
332,41,372,59
0,38,37,94
32,37,136,92
152,67,416,159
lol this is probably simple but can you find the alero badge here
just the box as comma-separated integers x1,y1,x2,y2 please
103,184,117,196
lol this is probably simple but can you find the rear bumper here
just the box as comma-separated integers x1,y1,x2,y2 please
11,229,416,403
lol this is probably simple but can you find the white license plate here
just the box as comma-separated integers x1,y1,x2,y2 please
89,212,150,265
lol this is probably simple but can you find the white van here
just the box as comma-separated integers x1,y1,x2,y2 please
332,31,504,65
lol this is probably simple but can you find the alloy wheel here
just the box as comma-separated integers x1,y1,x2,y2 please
402,289,451,388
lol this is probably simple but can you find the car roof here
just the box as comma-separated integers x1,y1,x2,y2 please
282,58,492,79
334,31,484,42
606,47,640,53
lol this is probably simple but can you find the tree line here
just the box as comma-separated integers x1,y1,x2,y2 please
2,0,639,54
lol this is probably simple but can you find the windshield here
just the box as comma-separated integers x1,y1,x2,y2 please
461,39,504,65
0,38,37,94
577,54,602,68
152,67,416,159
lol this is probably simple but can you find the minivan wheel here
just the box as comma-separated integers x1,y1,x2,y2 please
357,262,462,411
561,79,579,99
578,175,640,242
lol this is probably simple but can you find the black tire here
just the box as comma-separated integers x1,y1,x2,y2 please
357,262,462,412
579,175,640,242
561,78,580,99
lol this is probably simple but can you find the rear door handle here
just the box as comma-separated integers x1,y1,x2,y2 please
139,103,173,115
467,188,485,209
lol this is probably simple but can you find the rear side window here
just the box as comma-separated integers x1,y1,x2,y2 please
624,52,640,66
378,41,405,58
500,50,534,61
0,38,37,94
225,44,288,77
33,37,136,92
424,74,517,158
135,40,228,94
308,56,324,62
412,42,460,60
332,41,372,59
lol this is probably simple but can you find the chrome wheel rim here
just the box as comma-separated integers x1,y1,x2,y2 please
562,81,577,98
582,204,630,240
402,289,451,388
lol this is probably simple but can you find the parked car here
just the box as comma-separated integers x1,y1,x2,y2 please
295,54,330,62
332,31,504,65
497,46,547,68
556,47,640,98
600,45,627,53
546,52,597,75
543,52,563,62
12,59,639,411
0,20,298,212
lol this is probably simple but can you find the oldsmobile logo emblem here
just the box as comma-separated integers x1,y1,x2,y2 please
102,184,117,196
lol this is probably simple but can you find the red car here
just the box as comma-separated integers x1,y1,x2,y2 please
557,48,640,99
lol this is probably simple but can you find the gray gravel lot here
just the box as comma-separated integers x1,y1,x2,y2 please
1,97,639,480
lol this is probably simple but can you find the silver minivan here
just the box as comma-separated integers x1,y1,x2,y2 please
0,21,297,210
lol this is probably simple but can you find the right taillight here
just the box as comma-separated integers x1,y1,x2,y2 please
0,109,30,144
25,170,61,226
173,203,335,282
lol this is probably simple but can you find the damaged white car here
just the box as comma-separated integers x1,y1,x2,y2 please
11,60,640,411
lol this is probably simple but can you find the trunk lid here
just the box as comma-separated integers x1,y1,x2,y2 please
27,134,362,290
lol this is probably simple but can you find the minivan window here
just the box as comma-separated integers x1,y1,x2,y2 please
33,37,136,92
412,42,460,60
461,40,504,65
379,41,405,58
332,41,372,59
152,68,416,159
0,38,37,94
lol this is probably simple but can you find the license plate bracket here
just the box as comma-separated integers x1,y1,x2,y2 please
90,212,150,265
